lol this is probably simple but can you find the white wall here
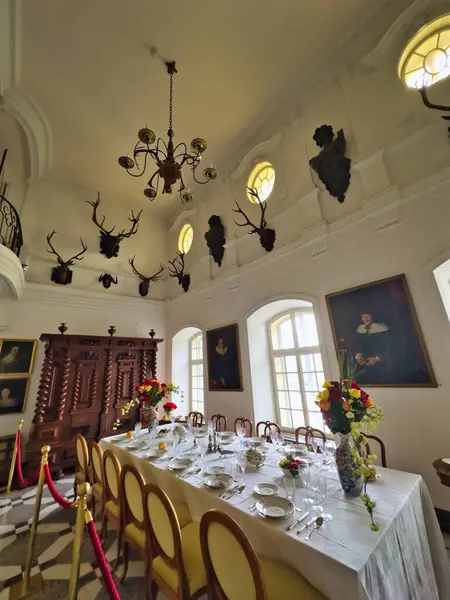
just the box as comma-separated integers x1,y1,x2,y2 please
171,326,202,417
0,112,30,214
0,283,166,445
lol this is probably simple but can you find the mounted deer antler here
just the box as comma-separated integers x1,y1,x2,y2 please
168,251,190,293
232,187,276,252
46,231,87,285
129,256,165,297
86,192,143,258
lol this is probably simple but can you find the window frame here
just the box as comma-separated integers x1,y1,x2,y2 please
178,223,194,254
189,332,204,414
267,308,324,433
247,161,276,203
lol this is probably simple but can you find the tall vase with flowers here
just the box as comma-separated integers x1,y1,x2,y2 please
114,377,183,432
316,352,384,531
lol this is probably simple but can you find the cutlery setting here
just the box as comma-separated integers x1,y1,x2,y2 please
286,510,310,531
303,516,324,540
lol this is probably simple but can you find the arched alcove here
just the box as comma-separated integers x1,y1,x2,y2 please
171,326,204,416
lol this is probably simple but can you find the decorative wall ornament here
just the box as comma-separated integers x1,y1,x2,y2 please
129,256,165,297
108,325,116,337
168,251,190,292
87,192,142,259
46,231,87,285
233,187,276,252
99,273,118,289
118,50,217,204
204,215,226,267
309,125,351,203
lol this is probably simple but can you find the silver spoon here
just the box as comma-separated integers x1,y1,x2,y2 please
305,516,324,541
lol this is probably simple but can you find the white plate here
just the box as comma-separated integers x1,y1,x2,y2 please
168,458,193,471
256,496,294,519
206,465,225,476
127,440,145,451
254,483,279,497
204,473,233,489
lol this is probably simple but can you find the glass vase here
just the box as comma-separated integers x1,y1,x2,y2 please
335,433,363,496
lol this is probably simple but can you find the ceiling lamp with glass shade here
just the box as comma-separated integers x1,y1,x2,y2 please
118,55,217,204
398,14,450,134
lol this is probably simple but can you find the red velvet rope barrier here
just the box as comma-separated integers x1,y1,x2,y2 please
44,464,72,509
16,429,41,488
86,520,121,600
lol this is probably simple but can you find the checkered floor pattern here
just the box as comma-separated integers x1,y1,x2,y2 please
0,476,164,600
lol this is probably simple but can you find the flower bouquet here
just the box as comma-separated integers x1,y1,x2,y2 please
279,455,307,478
162,400,178,421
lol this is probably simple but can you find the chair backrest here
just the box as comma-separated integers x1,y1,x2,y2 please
200,510,265,600
75,434,89,476
211,414,227,432
103,449,121,507
233,418,253,438
121,464,146,532
143,482,190,597
188,411,204,427
365,434,387,468
256,421,280,442
90,442,103,487
295,426,326,450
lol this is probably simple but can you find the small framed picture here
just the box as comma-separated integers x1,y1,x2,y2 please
206,323,243,391
0,378,31,414
0,340,37,375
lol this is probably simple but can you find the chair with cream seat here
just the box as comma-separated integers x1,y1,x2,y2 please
233,417,253,437
256,421,281,443
200,510,325,600
74,434,89,499
89,442,104,517
101,449,122,547
143,482,207,600
211,414,227,432
295,426,326,450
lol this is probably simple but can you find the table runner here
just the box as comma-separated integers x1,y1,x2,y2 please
100,431,450,600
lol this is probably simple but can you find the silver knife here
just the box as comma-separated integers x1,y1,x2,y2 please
297,516,316,535
219,485,238,499
286,510,310,532
223,484,244,500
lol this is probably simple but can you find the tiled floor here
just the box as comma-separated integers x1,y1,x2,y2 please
0,477,171,599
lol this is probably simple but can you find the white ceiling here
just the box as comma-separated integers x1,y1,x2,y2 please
19,0,404,216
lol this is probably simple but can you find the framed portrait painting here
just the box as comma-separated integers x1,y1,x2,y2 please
206,324,243,391
0,339,37,375
0,378,30,414
326,274,436,387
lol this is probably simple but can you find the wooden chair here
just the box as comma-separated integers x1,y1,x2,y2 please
143,482,207,599
233,417,253,438
118,464,147,583
365,434,387,468
74,434,89,499
188,411,204,427
256,421,281,443
89,442,104,518
211,414,227,432
295,426,326,450
101,449,122,551
200,509,325,599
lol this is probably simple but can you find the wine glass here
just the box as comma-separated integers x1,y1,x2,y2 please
270,431,284,454
283,472,296,505
316,475,332,521
236,425,246,446
323,440,336,471
197,436,208,472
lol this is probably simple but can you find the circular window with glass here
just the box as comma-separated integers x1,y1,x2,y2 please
247,161,276,204
398,15,450,88
178,223,193,254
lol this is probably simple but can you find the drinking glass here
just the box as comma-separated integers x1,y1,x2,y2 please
323,440,336,471
133,422,141,440
310,471,323,512
232,458,245,485
167,431,180,459
236,425,246,446
311,438,323,467
316,475,332,521
298,462,310,490
283,472,296,505
270,431,284,454
197,437,208,472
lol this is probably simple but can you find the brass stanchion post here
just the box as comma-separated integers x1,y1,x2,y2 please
9,445,49,600
6,420,23,494
68,482,90,600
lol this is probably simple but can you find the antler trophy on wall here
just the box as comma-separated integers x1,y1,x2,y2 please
46,231,87,285
129,256,165,297
99,273,118,289
168,251,190,293
233,187,276,252
87,192,142,258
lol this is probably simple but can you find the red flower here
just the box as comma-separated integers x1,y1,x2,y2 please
150,380,159,387
351,381,360,390
135,384,140,391
163,401,177,411
161,383,168,389
144,379,151,386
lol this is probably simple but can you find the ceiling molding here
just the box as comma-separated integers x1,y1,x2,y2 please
0,0,21,93
229,131,283,182
168,206,197,233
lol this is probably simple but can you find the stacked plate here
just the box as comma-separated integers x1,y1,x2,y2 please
168,457,193,471
255,496,294,519
203,473,233,489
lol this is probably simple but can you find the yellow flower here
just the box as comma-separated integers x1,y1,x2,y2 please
319,398,331,411
144,385,151,392
342,400,351,411
349,388,361,399
317,389,329,402
322,381,332,388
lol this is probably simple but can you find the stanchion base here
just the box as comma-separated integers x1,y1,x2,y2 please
8,573,44,600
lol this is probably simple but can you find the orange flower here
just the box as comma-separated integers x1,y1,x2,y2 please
342,400,351,411
319,398,331,411
365,397,373,408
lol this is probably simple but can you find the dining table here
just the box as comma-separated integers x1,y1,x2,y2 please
100,427,450,600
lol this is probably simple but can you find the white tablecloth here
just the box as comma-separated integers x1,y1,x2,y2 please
100,431,450,600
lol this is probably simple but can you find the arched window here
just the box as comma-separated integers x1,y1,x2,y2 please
247,161,275,203
268,308,324,430
178,223,194,254
190,333,204,413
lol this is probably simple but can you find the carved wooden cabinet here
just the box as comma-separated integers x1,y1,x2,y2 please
26,333,163,474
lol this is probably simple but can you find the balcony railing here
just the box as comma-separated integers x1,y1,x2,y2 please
0,194,23,258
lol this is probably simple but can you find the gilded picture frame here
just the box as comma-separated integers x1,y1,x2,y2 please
0,339,37,376
0,377,31,415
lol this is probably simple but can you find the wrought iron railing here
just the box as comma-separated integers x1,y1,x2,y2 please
0,194,23,257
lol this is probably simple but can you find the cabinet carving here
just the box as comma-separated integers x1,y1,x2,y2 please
27,333,163,474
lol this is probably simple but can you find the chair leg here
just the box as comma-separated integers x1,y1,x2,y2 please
100,514,107,542
114,527,123,570
119,540,129,583
149,580,158,600
91,494,96,518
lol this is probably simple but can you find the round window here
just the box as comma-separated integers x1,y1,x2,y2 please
178,223,193,254
247,161,275,203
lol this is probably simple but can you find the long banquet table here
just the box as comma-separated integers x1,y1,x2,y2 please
100,430,450,600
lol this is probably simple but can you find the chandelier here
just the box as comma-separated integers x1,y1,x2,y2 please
118,59,217,204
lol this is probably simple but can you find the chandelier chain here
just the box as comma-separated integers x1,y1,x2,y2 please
169,72,174,132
